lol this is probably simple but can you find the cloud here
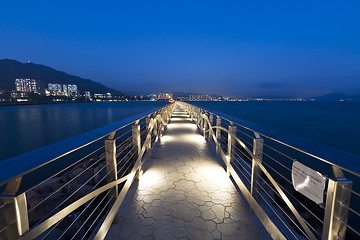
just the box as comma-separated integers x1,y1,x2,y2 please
257,82,290,89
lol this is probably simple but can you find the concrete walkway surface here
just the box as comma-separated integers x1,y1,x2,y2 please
105,106,270,240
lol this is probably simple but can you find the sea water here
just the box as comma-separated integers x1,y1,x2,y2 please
190,101,360,156
0,101,166,161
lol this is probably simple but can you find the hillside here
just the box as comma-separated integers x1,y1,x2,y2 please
0,59,123,95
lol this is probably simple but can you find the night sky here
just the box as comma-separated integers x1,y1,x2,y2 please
1,0,359,97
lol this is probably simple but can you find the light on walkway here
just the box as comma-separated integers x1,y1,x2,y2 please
181,134,206,144
160,135,175,143
138,169,161,190
161,134,204,145
167,123,197,131
197,163,233,189
226,155,230,163
171,117,191,121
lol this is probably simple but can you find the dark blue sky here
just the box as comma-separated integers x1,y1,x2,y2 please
1,0,359,97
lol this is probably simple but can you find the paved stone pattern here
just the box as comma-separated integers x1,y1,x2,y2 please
106,107,270,240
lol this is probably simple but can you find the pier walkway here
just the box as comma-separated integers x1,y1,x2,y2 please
106,106,269,239
2,102,359,239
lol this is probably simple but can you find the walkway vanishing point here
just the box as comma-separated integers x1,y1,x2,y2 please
106,106,270,240
2,102,359,240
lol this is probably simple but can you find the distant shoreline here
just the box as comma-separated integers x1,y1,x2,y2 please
1,99,358,107
0,99,166,107
0,100,91,107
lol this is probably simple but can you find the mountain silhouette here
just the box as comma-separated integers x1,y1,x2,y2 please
0,59,123,95
313,92,360,101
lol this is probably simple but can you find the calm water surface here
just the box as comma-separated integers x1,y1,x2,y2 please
1,101,359,162
191,101,360,156
0,102,166,161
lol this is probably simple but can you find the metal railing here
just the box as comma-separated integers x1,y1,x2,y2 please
179,101,360,240
0,103,175,240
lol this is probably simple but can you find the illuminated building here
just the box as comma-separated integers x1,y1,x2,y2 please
94,93,111,99
147,94,157,101
62,84,68,96
94,93,105,99
67,84,78,97
47,83,78,96
44,89,51,96
15,78,40,93
11,92,28,98
48,83,62,96
189,95,212,101
85,91,91,99
157,93,173,101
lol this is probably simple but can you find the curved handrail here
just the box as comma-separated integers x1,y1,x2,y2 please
183,103,317,240
14,103,175,240
183,102,360,178
19,176,128,240
197,112,256,159
94,104,174,239
211,126,256,159
0,105,169,187
155,112,170,125
179,102,360,240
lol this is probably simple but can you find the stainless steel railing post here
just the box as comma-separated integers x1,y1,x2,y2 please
216,117,221,155
199,109,201,125
132,124,141,179
251,137,264,202
227,124,237,176
157,117,162,140
204,113,208,139
208,114,213,141
200,111,203,134
105,136,120,223
197,109,200,125
0,193,29,239
322,179,352,240
152,113,158,140
146,116,151,158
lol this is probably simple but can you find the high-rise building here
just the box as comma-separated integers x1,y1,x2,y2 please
15,79,27,92
85,91,91,100
147,94,157,101
157,93,173,101
48,83,62,95
29,79,40,93
201,95,212,101
188,94,212,101
62,84,68,96
15,79,40,93
67,84,78,97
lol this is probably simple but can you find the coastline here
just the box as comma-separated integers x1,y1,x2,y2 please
0,99,160,107
0,100,91,107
